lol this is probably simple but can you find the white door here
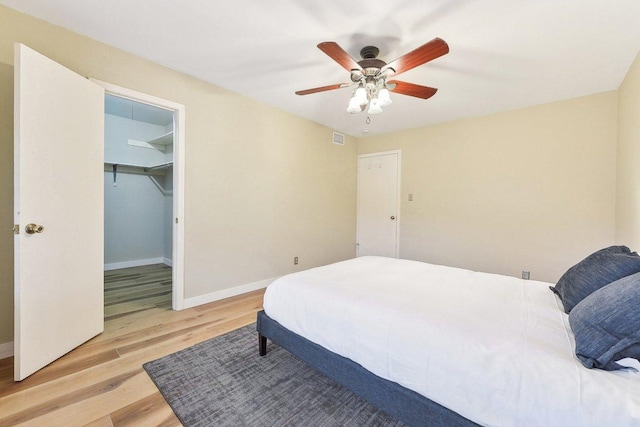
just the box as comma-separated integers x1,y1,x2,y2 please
14,44,104,381
356,151,400,257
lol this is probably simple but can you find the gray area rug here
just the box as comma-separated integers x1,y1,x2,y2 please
143,324,404,426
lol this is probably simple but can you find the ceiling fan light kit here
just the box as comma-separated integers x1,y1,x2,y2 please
355,86,368,105
378,87,392,107
349,77,392,115
367,96,383,115
296,38,449,115
347,95,362,113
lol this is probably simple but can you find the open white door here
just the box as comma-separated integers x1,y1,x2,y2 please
14,44,104,381
356,151,400,258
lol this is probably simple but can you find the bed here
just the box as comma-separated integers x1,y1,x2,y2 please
257,255,640,426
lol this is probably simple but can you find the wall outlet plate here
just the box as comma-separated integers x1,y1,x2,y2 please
522,270,530,280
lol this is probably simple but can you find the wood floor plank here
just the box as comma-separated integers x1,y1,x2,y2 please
109,392,181,427
83,415,115,427
0,349,121,398
97,290,265,345
0,302,261,399
105,284,171,303
0,263,266,427
104,303,158,321
103,264,172,320
0,314,257,425
0,370,142,426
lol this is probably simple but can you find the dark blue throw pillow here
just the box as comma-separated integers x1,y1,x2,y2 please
569,272,640,370
550,246,640,313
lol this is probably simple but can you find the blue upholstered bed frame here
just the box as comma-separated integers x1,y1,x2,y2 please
257,310,480,427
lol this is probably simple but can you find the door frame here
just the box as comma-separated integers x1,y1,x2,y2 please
356,150,401,258
91,79,186,310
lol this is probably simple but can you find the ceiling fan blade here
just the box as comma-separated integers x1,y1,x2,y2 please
295,83,350,96
381,38,449,76
388,80,438,99
317,42,363,72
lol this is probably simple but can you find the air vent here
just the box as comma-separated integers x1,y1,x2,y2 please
332,131,345,145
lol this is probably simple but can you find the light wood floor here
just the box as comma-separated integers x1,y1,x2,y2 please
0,271,265,427
104,264,173,321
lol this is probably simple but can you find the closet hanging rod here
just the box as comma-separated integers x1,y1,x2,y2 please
104,161,147,169
144,161,173,172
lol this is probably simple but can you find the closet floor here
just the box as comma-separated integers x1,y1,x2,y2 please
104,264,172,320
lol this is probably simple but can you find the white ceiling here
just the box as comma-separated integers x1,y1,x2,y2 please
3,0,640,137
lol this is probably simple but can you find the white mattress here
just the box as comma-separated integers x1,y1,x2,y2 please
263,256,640,427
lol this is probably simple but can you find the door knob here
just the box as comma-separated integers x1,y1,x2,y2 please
390,216,396,220
25,223,44,234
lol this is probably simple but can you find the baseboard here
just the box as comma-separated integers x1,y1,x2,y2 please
182,277,277,310
0,341,13,359
163,257,173,267
104,257,166,271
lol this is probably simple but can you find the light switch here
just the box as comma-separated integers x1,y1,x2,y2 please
408,193,413,202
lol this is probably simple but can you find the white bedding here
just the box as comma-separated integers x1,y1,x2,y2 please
263,256,640,427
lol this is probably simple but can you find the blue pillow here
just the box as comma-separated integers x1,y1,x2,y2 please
550,246,640,313
569,272,640,370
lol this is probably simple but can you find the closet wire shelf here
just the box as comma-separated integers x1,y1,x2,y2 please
104,161,173,187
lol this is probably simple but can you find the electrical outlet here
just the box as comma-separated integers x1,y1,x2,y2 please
294,256,299,265
522,270,530,280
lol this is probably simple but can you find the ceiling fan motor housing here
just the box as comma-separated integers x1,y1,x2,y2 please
358,46,386,74
350,46,387,83
359,45,379,59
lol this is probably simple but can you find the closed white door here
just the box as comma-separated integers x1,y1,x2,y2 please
14,44,104,380
356,151,400,257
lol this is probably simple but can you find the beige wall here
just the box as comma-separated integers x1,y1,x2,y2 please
0,6,357,345
359,92,619,283
616,52,640,248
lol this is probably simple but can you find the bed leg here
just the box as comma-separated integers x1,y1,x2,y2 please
259,334,267,356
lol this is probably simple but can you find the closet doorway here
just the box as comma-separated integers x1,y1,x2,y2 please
94,81,185,314
13,45,185,380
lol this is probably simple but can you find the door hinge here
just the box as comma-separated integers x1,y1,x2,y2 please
13,224,19,235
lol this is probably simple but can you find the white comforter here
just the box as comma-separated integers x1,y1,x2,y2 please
263,256,640,427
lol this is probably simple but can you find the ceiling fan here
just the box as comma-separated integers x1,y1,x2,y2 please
296,38,449,115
